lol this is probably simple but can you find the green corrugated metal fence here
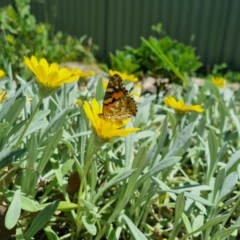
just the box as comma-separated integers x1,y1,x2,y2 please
1,0,240,70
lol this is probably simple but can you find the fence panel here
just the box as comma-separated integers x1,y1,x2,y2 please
1,0,240,70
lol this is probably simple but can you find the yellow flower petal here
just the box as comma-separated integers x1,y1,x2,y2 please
211,77,226,88
71,68,95,78
24,56,79,98
164,96,204,113
109,70,138,82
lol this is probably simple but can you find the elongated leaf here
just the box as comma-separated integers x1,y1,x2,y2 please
124,129,135,168
6,97,26,126
141,37,187,83
230,109,240,138
44,226,60,240
122,214,148,240
149,116,168,166
37,128,63,174
226,149,240,174
213,168,225,202
24,200,60,240
82,215,97,236
0,122,9,136
2,188,39,212
92,169,136,203
5,189,21,229
211,225,240,240
165,122,194,158
150,157,182,176
192,214,204,236
169,192,185,240
127,147,147,189
175,192,185,223
40,107,69,141
0,83,29,122
206,130,218,183
0,148,26,169
181,215,229,240
218,172,238,202
95,75,104,101
182,212,192,234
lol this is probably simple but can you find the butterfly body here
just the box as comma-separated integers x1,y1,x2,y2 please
99,74,137,123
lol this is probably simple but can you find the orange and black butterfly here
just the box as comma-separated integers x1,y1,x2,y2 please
99,74,137,123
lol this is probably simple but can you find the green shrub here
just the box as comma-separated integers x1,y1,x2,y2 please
0,0,97,76
109,24,202,83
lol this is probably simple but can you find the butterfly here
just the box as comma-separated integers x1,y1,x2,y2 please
99,74,137,123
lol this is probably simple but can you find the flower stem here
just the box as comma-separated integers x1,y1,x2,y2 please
13,97,43,150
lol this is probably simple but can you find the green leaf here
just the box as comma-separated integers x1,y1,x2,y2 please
230,109,240,138
37,128,63,174
150,116,168,166
22,134,38,194
122,214,148,240
170,192,185,240
165,122,194,158
182,212,192,234
5,189,21,229
150,156,182,176
44,226,60,240
206,130,218,183
95,75,104,101
20,195,39,212
0,122,9,136
124,128,136,168
2,188,39,212
56,201,78,211
175,192,185,223
226,149,240,174
82,215,97,236
6,97,26,126
141,37,187,83
24,200,60,240
0,148,26,169
92,169,136,203
0,90,18,122
40,107,69,142
211,225,240,240
213,168,225,202
192,214,204,236
218,172,238,202
127,147,147,190
181,215,229,240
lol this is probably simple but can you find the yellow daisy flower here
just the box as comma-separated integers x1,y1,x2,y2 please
83,99,140,141
24,56,79,98
211,77,226,88
71,68,95,78
109,70,138,82
164,96,204,113
0,90,7,103
0,70,6,79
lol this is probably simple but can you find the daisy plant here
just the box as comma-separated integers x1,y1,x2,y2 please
14,56,80,150
1,47,240,240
